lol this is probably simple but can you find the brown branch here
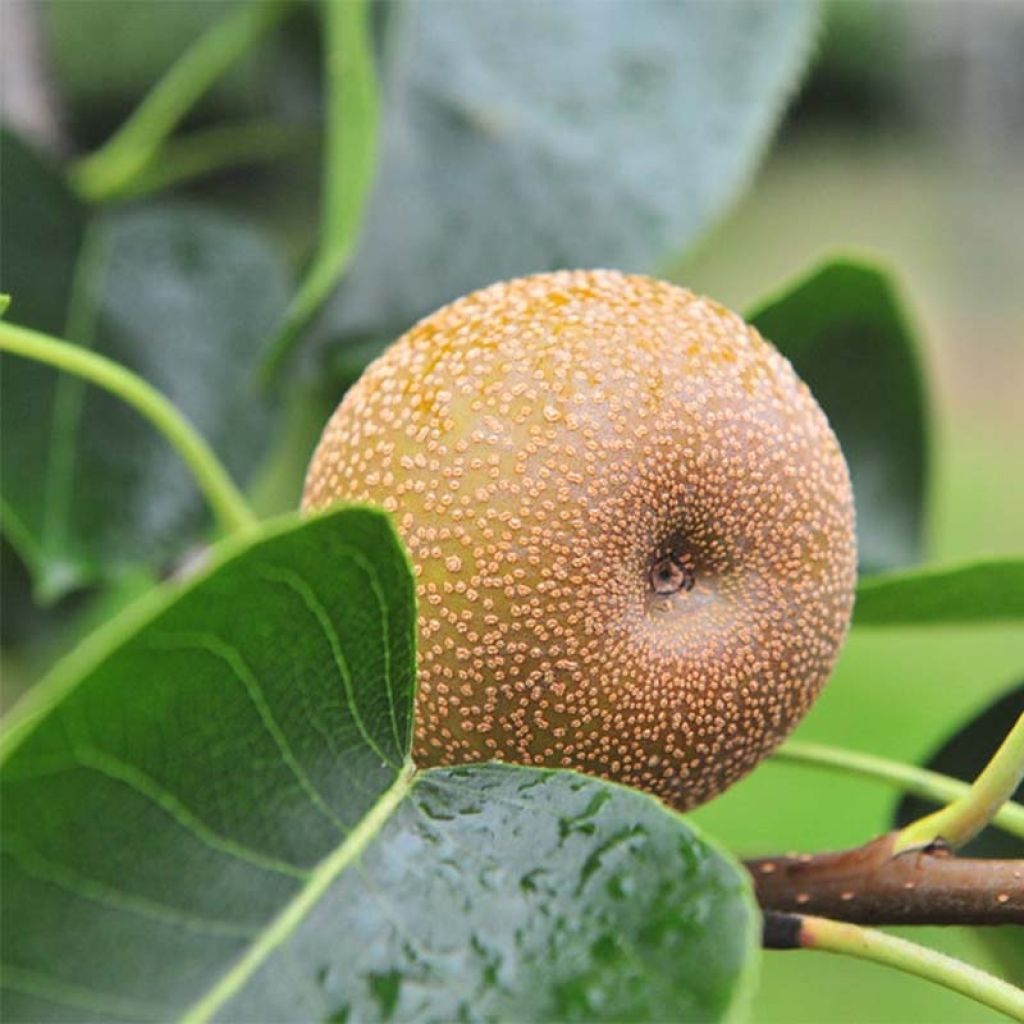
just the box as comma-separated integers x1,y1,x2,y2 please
746,832,1024,926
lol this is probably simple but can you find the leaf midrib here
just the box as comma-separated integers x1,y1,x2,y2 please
182,761,417,1024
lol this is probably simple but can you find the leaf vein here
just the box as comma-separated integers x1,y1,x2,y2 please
182,764,416,1023
255,561,399,769
2,835,260,939
0,963,169,1021
69,745,310,879
150,630,350,836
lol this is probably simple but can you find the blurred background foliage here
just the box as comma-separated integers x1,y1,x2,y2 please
1,1,1022,1020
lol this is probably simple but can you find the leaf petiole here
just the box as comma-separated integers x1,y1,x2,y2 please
70,1,288,203
765,913,1024,1020
772,739,1024,841
895,712,1024,852
0,320,257,538
108,120,315,201
259,0,378,385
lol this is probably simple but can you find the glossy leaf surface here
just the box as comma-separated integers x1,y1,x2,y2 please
215,766,757,1023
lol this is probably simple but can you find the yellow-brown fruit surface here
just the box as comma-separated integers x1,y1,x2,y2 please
304,270,857,809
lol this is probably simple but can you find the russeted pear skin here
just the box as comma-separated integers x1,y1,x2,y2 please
303,270,857,810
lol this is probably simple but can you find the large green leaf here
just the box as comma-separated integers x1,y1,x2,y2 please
0,130,291,601
749,258,929,574
1,507,758,1022
854,557,1024,625
317,0,817,343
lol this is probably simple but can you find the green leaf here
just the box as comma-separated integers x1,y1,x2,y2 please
0,135,87,341
0,532,156,711
318,0,817,343
0,507,415,1018
1,507,758,1023
749,258,929,575
854,557,1024,625
0,130,291,600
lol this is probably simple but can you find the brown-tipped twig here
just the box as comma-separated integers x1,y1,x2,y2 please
762,912,1024,1020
